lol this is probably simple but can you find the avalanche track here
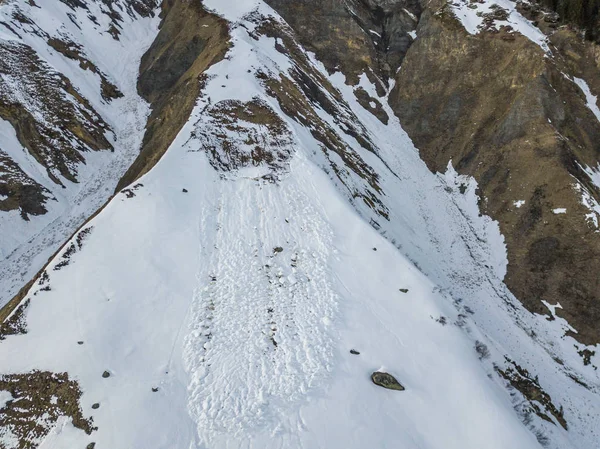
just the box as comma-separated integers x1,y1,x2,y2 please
1,1,599,449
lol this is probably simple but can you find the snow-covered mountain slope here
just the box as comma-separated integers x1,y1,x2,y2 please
0,0,159,309
1,1,600,448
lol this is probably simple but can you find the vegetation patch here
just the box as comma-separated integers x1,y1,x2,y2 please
0,299,30,341
497,358,567,429
0,370,96,449
191,98,294,179
47,37,123,101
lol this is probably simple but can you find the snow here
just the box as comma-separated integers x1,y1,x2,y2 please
574,182,600,230
203,0,263,21
552,208,567,214
573,77,600,123
514,200,526,208
450,0,550,52
404,8,418,22
580,162,600,189
0,391,13,409
0,0,161,309
1,2,599,449
408,30,417,39
0,142,543,449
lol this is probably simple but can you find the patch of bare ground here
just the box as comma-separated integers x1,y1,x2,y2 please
0,371,95,449
190,98,294,179
0,299,29,341
498,358,568,430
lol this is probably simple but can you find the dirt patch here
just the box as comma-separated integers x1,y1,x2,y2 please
0,370,96,449
0,299,30,341
498,359,567,429
190,98,294,179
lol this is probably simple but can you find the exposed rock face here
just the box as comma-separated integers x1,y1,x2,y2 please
264,0,420,84
116,0,229,189
390,0,600,345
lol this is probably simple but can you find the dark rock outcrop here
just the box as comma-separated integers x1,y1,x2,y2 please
371,371,405,390
116,0,230,190
264,0,420,84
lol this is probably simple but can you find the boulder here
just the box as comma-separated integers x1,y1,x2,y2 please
371,371,405,391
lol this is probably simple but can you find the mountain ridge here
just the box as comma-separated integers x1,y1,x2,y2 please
0,0,599,448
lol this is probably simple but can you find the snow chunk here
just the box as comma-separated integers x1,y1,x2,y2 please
574,182,600,230
574,77,600,123
0,390,13,409
581,163,600,190
552,208,566,214
514,200,525,208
